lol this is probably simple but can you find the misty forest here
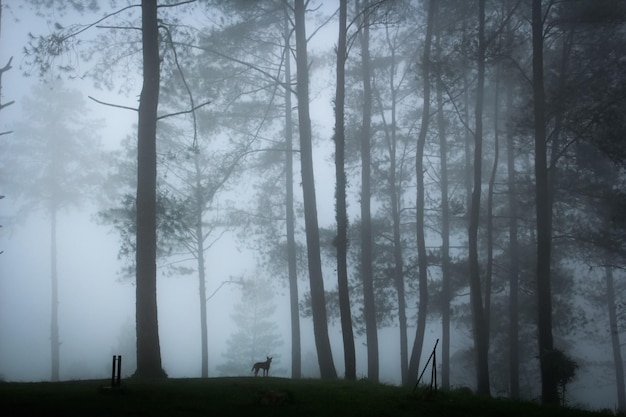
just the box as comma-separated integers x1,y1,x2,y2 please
0,0,625,412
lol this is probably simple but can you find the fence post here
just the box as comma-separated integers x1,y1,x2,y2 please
111,355,122,387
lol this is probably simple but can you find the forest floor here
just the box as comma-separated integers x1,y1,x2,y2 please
0,376,614,416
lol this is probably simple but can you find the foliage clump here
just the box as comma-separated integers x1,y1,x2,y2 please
543,348,579,405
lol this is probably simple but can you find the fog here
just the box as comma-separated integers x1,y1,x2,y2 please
1,0,625,413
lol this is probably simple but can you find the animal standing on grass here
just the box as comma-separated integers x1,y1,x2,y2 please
251,357,272,377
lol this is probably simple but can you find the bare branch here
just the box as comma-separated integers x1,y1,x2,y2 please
206,280,243,303
157,0,196,9
87,96,211,120
88,95,138,112
187,42,295,95
156,100,211,120
160,23,198,147
0,56,12,73
96,25,142,31
59,4,142,43
0,101,15,111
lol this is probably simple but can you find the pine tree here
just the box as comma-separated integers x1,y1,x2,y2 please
217,277,283,376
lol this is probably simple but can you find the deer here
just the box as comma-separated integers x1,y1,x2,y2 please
251,356,272,377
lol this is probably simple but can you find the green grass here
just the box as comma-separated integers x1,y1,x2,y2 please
0,377,611,417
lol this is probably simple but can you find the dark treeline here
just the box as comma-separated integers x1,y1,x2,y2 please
4,0,626,411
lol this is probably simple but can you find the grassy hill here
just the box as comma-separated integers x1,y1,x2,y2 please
0,377,612,416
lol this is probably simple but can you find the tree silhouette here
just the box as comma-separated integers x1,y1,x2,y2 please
217,277,283,377
293,0,337,379
0,81,103,381
23,1,206,378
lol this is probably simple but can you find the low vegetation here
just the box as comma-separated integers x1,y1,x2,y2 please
0,377,613,416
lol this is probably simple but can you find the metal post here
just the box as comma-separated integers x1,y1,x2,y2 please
116,355,122,386
111,355,122,387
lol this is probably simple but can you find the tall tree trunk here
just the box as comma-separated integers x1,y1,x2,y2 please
194,153,209,378
50,204,60,381
334,0,356,381
135,0,165,379
434,5,450,389
485,68,500,342
391,183,408,385
356,0,379,382
505,78,520,399
294,0,337,379
376,29,408,385
283,4,301,380
605,265,626,412
388,135,407,384
407,0,435,385
531,0,558,404
468,0,490,396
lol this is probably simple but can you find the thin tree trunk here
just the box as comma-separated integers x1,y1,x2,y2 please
135,0,165,379
283,4,301,380
468,0,490,396
505,77,520,399
376,29,408,384
294,0,337,379
407,0,435,386
389,149,407,384
356,0,379,382
434,4,450,388
50,205,60,382
194,153,209,378
485,68,500,341
531,0,558,404
392,194,408,385
605,265,626,412
334,0,356,381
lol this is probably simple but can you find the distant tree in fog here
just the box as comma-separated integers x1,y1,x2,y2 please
0,81,104,381
197,0,306,380
217,277,283,377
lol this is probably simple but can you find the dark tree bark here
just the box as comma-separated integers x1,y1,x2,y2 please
468,0,490,396
407,0,435,385
294,0,337,379
334,0,356,381
605,265,626,412
134,0,165,379
283,4,301,380
356,0,379,383
531,0,558,404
